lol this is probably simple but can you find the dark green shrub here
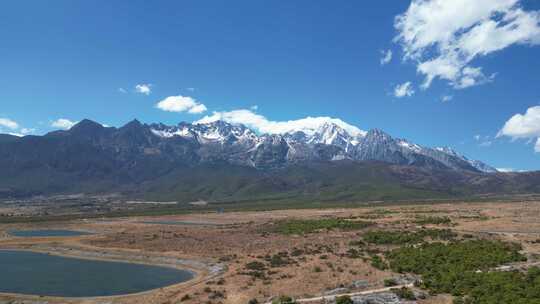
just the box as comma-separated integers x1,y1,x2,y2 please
272,295,296,304
370,255,388,270
335,295,354,304
392,287,416,300
275,218,373,234
245,261,266,271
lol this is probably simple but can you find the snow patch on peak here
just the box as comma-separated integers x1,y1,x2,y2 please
435,146,498,173
151,127,192,138
148,119,497,173
435,146,460,157
398,140,422,153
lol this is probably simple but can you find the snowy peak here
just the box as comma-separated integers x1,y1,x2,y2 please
150,123,193,138
435,146,498,173
145,119,495,173
361,129,395,148
435,146,460,157
151,120,259,144
298,122,363,150
397,139,423,153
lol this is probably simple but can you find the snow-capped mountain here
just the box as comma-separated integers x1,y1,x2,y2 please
433,147,498,173
0,118,496,175
0,118,519,200
145,120,496,172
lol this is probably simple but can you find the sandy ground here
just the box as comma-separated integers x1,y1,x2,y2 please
1,200,540,304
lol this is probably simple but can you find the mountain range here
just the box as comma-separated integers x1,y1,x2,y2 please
0,119,538,202
147,119,496,172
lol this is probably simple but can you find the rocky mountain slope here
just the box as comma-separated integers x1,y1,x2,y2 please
1,118,529,201
143,119,496,172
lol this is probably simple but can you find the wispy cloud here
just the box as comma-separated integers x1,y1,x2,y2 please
20,128,35,135
496,167,515,172
474,134,494,147
394,0,540,90
441,95,453,102
0,118,37,137
0,118,19,130
393,81,415,98
118,88,127,93
135,83,152,95
479,141,492,147
155,95,207,114
51,118,78,130
380,49,393,65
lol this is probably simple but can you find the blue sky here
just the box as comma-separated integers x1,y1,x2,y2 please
1,0,540,171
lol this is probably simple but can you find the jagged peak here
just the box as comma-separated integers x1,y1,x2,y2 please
122,119,143,128
25,117,498,172
194,119,237,128
365,128,393,140
435,146,460,157
70,119,104,132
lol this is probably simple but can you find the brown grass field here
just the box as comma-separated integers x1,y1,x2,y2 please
1,200,540,304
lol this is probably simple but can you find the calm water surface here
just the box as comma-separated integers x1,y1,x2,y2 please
0,250,194,297
9,230,92,237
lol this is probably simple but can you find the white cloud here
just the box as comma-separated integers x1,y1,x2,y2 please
188,103,208,114
453,67,495,89
496,167,529,172
8,132,24,137
0,118,19,130
394,81,415,98
20,128,35,135
380,49,393,65
118,88,127,93
51,118,77,130
155,95,207,114
498,106,540,152
195,109,366,137
394,0,540,89
496,167,515,172
135,83,152,95
479,140,493,147
441,95,453,102
474,134,493,147
499,106,540,138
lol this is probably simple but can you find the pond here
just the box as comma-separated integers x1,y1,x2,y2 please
0,250,194,297
9,229,93,237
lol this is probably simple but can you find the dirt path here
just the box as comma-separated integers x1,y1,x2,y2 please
263,284,414,304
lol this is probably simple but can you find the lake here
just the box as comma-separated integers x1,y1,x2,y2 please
9,229,93,237
0,250,194,297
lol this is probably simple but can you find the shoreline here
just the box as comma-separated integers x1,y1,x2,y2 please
0,243,226,302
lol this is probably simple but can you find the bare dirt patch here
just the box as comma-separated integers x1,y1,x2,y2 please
1,201,540,303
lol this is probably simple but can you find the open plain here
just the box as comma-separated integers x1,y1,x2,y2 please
1,199,540,304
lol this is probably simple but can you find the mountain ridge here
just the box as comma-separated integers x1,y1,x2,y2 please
2,118,496,172
3,118,531,201
150,119,497,172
